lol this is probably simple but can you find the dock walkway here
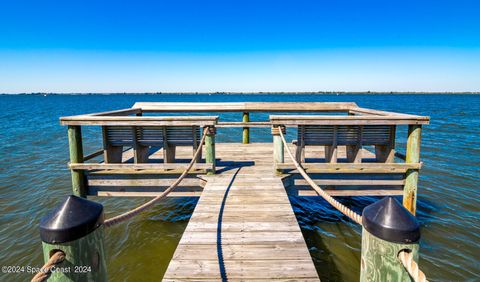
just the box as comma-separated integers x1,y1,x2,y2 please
163,143,320,281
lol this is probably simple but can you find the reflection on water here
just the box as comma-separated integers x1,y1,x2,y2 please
0,94,479,281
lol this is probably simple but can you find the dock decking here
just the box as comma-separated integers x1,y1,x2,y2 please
163,143,320,281
56,102,429,281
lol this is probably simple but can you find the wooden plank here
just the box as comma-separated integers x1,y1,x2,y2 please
83,149,104,161
133,101,357,112
171,243,311,260
217,121,271,128
164,144,319,281
294,179,405,186
70,162,213,170
88,107,142,116
277,162,421,173
270,115,429,125
60,115,218,126
295,189,403,197
164,259,318,279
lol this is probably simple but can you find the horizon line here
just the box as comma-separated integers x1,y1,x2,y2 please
1,91,480,95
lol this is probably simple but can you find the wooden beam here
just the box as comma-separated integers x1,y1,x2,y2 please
132,102,357,112
83,149,104,161
270,115,430,125
217,121,271,128
88,108,142,116
69,163,214,170
277,162,421,173
60,116,219,126
296,189,403,197
294,179,405,186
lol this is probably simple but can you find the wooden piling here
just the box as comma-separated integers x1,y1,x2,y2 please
242,112,250,144
360,197,420,282
68,125,86,197
39,196,107,282
403,125,422,215
361,228,419,282
205,127,216,175
272,126,285,175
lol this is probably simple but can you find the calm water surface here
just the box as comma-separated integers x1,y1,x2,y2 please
0,94,479,281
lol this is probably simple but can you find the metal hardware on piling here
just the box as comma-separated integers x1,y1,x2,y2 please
38,195,107,281
360,197,420,282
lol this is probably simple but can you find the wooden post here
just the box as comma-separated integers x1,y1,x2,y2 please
242,112,250,144
68,125,86,197
39,196,107,281
163,127,176,163
403,125,422,215
272,126,285,175
205,126,216,175
325,126,338,163
361,197,420,282
133,126,149,163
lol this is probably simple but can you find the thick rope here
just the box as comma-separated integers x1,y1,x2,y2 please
104,127,209,227
31,250,66,282
398,250,429,282
278,129,363,225
279,129,429,281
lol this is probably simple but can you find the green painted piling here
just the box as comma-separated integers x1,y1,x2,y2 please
360,197,420,282
39,196,107,281
403,125,422,215
205,127,216,175
68,126,86,198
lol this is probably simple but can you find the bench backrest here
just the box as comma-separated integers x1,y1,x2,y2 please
299,125,394,146
104,126,201,147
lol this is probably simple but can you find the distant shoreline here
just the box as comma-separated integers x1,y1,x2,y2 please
1,91,479,95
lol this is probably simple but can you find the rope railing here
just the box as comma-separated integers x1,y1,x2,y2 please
278,128,430,281
103,127,209,227
398,250,429,282
31,250,66,282
278,129,363,225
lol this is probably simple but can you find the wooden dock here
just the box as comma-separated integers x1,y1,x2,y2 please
163,143,320,281
55,102,429,281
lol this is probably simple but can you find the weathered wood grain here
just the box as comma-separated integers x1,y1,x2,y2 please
163,143,319,281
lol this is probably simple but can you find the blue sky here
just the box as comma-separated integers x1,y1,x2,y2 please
1,0,479,93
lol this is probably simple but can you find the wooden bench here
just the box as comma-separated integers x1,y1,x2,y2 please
103,125,202,163
295,125,396,163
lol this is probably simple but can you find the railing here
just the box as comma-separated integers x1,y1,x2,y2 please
31,102,431,281
270,113,429,215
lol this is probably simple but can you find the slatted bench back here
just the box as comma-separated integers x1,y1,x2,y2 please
165,126,201,146
104,126,201,147
104,126,135,146
299,125,395,146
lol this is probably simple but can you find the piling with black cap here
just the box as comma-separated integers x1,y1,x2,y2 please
39,195,107,281
360,197,420,282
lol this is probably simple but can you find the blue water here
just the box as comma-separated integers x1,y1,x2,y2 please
0,94,479,281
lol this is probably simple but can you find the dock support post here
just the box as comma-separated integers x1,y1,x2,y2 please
39,196,107,281
360,197,420,282
205,126,216,175
242,112,250,144
403,125,422,215
68,125,86,197
272,126,285,175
